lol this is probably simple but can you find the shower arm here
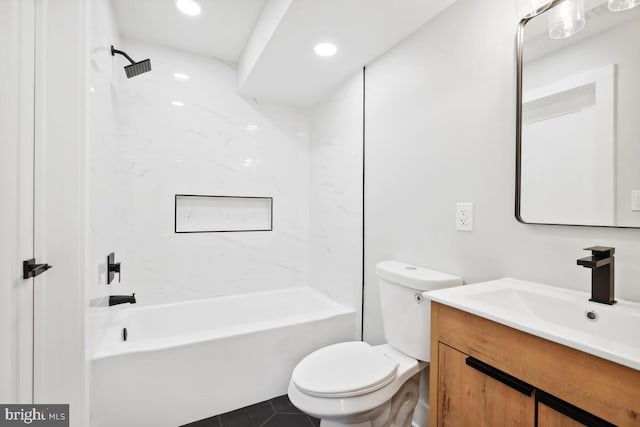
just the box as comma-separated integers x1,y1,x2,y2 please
111,45,136,65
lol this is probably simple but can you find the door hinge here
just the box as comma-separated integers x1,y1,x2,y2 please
23,258,52,279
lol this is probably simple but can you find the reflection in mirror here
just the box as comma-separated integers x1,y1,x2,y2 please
517,0,640,227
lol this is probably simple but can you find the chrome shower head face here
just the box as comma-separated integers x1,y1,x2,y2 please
124,59,151,78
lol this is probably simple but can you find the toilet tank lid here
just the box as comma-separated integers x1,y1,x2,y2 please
376,260,462,291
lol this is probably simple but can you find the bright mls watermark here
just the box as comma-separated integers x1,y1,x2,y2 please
0,405,68,426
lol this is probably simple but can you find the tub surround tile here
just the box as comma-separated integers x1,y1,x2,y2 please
90,30,363,333
308,71,364,337
88,0,124,308
109,39,310,304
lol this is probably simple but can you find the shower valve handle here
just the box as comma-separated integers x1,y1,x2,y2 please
107,252,121,284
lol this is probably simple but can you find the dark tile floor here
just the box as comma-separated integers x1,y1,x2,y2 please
183,395,320,427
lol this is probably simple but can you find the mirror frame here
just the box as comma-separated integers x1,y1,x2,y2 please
515,0,639,229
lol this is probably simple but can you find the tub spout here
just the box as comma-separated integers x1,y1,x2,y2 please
109,293,136,306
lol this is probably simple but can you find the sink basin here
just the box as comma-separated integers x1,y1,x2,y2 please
425,278,640,371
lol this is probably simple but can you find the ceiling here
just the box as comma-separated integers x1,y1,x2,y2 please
110,0,265,64
110,0,456,107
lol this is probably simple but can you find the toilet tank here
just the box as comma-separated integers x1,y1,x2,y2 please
376,261,462,361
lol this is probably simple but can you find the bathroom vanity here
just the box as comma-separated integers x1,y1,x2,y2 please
426,279,640,426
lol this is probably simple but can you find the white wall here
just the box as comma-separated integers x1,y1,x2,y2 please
308,71,363,338
363,0,640,343
111,40,310,305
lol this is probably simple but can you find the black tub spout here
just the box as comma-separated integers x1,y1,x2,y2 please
109,293,136,306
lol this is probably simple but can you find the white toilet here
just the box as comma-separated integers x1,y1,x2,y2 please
288,260,462,427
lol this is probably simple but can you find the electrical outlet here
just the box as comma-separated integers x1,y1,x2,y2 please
456,203,473,231
632,191,640,211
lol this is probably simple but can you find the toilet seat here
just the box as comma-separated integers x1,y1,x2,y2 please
292,342,398,398
288,344,426,422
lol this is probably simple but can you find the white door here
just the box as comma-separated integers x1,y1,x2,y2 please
0,0,37,404
1,2,88,424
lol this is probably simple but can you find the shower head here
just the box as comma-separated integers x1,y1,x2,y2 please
111,45,152,78
124,59,151,78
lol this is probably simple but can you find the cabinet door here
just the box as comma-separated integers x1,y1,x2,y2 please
537,402,585,427
536,391,615,427
437,344,535,427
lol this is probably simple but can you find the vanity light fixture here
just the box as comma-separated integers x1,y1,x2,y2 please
608,0,640,11
548,0,585,39
174,72,190,81
516,0,552,18
176,0,201,16
314,43,337,57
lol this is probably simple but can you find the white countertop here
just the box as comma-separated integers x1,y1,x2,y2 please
424,278,640,371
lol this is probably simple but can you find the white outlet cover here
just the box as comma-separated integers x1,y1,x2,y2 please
456,203,473,231
632,191,640,212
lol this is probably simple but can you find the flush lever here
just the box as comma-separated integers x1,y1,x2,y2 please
23,258,52,279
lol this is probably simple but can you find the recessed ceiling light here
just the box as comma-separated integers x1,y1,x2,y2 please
171,101,184,107
174,72,190,81
246,125,258,131
176,0,201,16
314,42,337,57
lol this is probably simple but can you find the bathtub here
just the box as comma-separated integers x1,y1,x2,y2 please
91,287,356,427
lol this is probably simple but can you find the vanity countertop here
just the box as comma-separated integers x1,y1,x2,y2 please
424,278,640,371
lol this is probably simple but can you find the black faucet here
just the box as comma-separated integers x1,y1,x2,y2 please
577,246,616,305
109,293,136,306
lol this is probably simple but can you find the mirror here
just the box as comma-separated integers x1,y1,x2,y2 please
516,0,640,227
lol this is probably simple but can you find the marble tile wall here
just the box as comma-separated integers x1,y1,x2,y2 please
89,12,362,330
88,0,121,308
111,39,310,305
308,71,364,338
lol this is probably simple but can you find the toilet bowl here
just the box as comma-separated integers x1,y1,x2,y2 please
288,342,425,427
288,261,462,427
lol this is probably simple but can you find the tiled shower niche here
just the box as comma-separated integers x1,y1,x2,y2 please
175,194,273,233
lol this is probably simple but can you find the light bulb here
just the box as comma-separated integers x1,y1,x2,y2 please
608,0,640,11
548,0,585,39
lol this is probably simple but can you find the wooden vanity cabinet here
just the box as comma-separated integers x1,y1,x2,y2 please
429,303,640,427
438,344,534,426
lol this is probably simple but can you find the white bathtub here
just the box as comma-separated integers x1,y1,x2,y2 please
91,287,356,427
